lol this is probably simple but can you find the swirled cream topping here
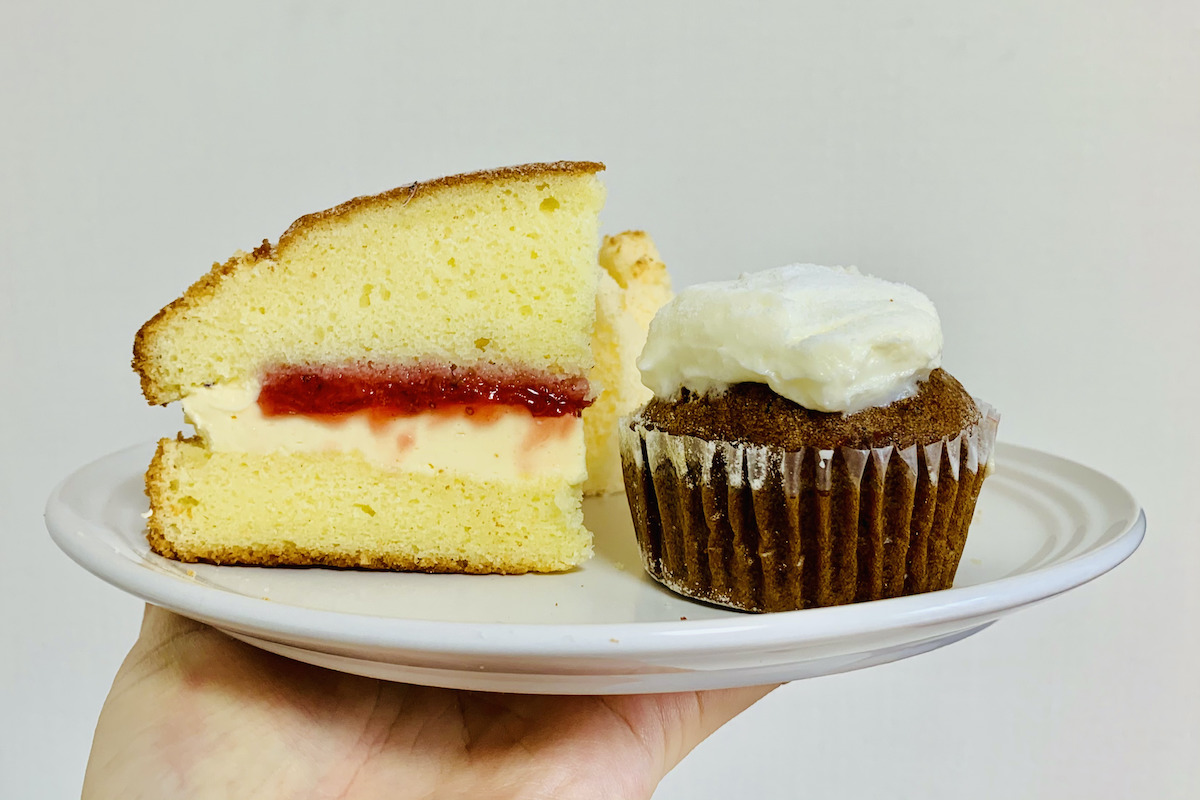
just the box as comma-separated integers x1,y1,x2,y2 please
636,264,943,414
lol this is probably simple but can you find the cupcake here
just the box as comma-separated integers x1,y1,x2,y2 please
619,265,999,612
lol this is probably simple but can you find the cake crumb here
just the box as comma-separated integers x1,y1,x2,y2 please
680,616,688,621
609,637,619,643
186,569,195,577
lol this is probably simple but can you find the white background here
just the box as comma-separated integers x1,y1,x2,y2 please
3,2,1197,797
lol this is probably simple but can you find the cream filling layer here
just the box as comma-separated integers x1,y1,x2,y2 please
181,381,586,482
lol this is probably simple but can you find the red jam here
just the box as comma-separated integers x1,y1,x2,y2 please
258,364,593,419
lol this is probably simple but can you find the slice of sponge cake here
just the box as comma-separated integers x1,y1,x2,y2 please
135,162,606,573
583,231,672,495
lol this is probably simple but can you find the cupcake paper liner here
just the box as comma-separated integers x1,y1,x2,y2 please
619,402,1000,612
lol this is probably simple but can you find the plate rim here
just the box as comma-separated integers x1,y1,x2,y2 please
45,441,1146,659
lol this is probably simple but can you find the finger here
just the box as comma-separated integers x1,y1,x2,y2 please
695,683,778,737
661,683,780,773
121,604,217,684
138,603,205,643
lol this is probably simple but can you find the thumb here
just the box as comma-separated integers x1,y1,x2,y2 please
656,684,780,777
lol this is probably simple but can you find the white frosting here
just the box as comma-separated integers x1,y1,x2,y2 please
181,380,585,481
637,264,943,413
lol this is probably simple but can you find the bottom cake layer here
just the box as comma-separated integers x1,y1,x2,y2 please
145,438,591,573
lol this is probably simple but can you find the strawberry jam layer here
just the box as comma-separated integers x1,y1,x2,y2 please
258,364,592,419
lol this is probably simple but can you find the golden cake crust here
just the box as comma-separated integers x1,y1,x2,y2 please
132,161,605,405
133,250,252,404
277,161,604,254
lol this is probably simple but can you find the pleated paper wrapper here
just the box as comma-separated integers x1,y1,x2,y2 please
619,402,1000,612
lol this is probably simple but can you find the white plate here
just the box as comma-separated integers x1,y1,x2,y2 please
46,442,1144,694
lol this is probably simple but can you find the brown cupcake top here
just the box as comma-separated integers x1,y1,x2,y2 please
636,368,979,450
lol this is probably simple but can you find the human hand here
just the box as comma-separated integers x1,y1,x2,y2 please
84,605,775,799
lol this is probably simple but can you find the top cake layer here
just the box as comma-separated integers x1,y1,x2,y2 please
135,161,606,405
